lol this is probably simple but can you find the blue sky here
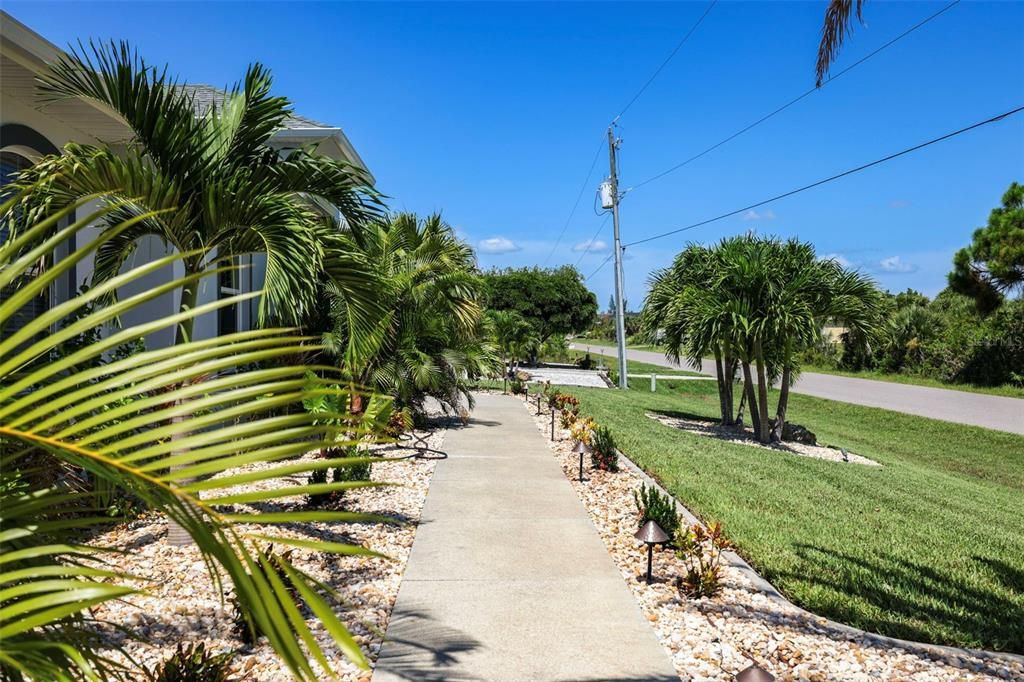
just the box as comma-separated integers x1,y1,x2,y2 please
7,1,1023,309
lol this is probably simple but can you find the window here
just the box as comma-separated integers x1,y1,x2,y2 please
217,258,240,336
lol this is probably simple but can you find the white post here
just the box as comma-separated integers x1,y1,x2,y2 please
650,374,656,392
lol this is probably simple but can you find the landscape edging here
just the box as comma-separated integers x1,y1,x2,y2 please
611,446,1024,667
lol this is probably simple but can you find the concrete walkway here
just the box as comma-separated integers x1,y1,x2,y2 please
571,343,1024,435
374,393,677,682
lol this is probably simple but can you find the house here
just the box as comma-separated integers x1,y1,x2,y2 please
0,10,372,346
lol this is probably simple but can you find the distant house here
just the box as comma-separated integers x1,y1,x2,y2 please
0,10,372,346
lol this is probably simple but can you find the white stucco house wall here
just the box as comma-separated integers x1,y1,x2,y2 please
1,10,373,347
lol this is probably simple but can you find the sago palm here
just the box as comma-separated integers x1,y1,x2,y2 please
12,41,382,343
1,194,394,680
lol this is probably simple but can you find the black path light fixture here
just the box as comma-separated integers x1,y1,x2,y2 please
634,519,669,584
572,439,588,482
735,664,775,682
550,403,557,441
535,392,543,415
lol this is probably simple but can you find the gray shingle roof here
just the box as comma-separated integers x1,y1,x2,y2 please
180,84,337,131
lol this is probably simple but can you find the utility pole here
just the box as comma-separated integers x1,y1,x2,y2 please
607,125,629,390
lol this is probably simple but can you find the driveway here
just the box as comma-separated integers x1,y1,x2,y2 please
570,343,1024,435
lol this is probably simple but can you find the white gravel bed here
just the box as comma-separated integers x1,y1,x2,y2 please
86,429,445,681
647,411,880,466
528,404,1020,681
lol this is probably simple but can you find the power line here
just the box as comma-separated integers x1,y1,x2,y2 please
626,0,961,193
613,0,719,124
543,139,607,266
574,214,612,269
625,105,1024,248
584,252,615,282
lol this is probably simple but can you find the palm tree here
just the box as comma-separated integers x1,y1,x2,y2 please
13,41,382,345
1,195,391,680
488,309,532,390
324,213,499,415
766,242,881,441
642,243,740,426
816,0,866,86
641,235,880,444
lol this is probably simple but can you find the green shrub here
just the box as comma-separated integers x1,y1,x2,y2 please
633,483,681,545
510,378,526,395
147,642,235,682
589,425,619,472
306,467,331,508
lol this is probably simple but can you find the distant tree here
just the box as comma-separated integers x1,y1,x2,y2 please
949,182,1024,314
482,266,598,345
893,288,930,309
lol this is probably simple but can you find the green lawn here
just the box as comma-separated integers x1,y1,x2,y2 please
556,378,1024,653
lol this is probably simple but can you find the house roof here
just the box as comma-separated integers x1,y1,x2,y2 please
180,84,337,131
179,83,372,182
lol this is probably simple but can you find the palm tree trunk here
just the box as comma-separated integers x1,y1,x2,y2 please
168,271,200,546
741,360,760,436
714,349,729,425
754,339,771,444
174,275,200,346
723,355,737,425
772,363,792,443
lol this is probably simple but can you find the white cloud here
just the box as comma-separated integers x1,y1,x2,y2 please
822,253,854,268
572,238,609,253
477,236,521,254
877,255,917,274
742,208,776,221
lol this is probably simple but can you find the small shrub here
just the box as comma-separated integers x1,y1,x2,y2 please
147,642,235,682
576,352,594,370
675,521,733,598
306,466,331,507
569,416,596,446
633,483,681,546
510,378,526,395
589,425,619,472
229,547,298,647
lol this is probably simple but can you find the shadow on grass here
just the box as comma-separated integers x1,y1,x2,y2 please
768,544,1024,656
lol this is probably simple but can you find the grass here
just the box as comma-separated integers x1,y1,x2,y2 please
555,378,1024,653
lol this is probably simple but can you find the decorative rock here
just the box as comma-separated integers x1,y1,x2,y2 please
86,428,447,679
527,400,1019,682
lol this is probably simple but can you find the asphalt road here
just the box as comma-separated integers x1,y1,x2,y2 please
570,343,1024,435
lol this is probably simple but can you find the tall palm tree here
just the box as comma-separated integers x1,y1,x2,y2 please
816,0,867,86
13,41,382,344
1,194,391,680
325,213,499,415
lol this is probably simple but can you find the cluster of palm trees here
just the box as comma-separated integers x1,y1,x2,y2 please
1,42,496,680
641,234,880,443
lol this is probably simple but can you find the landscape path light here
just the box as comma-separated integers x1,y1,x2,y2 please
550,403,557,441
634,519,669,584
572,439,588,482
735,664,775,682
536,393,542,415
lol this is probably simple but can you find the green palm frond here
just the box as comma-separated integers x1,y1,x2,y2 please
1,196,396,680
